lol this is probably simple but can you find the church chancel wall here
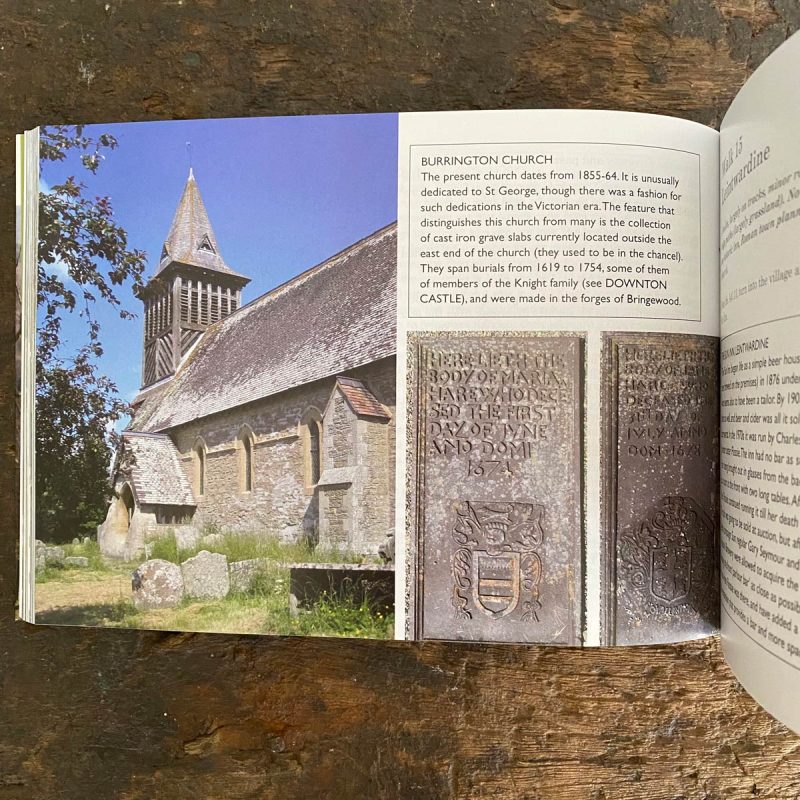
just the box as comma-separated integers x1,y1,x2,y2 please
169,360,395,553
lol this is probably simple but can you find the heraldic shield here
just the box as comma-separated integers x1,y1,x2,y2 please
451,501,544,622
619,495,715,609
651,544,692,604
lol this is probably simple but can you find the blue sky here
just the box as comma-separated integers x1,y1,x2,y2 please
40,113,398,404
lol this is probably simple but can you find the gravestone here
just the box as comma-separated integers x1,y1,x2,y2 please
181,550,230,600
288,563,394,615
229,558,269,593
173,525,200,551
43,546,65,568
408,333,584,644
64,556,89,568
131,559,184,609
601,333,719,645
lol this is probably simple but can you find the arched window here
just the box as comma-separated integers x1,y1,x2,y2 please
243,436,253,491
309,421,321,485
237,426,255,493
193,438,207,497
298,408,323,494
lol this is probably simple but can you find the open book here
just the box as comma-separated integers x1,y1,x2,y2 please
16,33,800,733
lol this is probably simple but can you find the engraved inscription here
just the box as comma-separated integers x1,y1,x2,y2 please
602,333,719,646
618,342,715,462
451,501,543,622
424,347,572,480
409,333,584,645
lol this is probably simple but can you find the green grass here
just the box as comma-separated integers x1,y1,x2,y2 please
146,528,374,567
35,531,394,639
146,534,182,564
63,538,107,569
287,593,393,638
112,562,393,637
36,538,135,583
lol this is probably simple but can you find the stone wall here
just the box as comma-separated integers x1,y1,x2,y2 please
316,373,394,556
168,357,395,553
330,395,351,469
359,414,393,549
320,487,349,550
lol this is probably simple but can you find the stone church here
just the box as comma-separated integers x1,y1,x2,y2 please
98,170,396,561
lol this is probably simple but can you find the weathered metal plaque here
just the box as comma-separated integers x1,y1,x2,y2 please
408,333,584,644
601,333,719,645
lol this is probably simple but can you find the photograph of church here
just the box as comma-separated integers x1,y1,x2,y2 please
98,169,397,563
34,114,399,638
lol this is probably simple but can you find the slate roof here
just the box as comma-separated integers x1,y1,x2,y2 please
156,169,248,281
335,376,391,420
132,222,397,433
122,432,196,506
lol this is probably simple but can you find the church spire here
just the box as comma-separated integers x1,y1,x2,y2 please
139,169,250,389
156,169,245,279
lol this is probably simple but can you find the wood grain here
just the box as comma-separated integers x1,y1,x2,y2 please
2,1,800,797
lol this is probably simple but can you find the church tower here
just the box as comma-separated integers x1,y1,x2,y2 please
139,169,250,388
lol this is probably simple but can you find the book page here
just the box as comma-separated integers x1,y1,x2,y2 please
719,32,800,733
19,110,720,649
395,110,720,645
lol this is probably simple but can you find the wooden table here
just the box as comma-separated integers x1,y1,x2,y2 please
2,2,799,797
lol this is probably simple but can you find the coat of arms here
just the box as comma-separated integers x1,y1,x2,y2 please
451,501,544,621
620,495,716,609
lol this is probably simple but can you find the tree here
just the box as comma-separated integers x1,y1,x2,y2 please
36,126,147,541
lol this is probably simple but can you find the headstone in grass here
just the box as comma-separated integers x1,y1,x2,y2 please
43,546,65,567
200,532,224,548
36,552,46,575
132,559,184,609
65,556,89,568
181,550,229,599
229,558,269,593
288,592,300,619
174,525,200,551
